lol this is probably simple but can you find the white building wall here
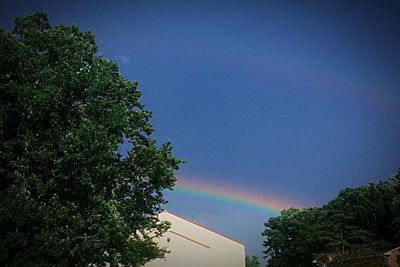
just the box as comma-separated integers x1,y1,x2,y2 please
144,211,245,267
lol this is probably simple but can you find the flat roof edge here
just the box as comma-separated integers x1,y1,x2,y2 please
159,210,245,246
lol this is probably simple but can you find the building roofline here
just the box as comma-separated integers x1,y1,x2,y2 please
158,210,245,246
383,246,400,256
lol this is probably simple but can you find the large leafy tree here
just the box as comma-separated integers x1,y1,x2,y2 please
245,255,260,267
316,182,396,266
262,207,325,267
391,169,400,242
323,182,396,252
262,178,399,267
0,12,182,266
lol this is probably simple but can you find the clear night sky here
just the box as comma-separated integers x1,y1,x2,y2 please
1,0,399,262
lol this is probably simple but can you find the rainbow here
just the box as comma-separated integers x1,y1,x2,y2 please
174,177,302,213
200,47,398,113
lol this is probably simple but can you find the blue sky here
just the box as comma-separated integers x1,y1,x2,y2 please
1,0,399,262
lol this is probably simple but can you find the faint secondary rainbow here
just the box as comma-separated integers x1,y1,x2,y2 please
174,177,303,213
200,47,399,113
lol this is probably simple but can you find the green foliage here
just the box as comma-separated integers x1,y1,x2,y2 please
245,255,260,267
391,169,400,242
0,12,182,266
262,176,399,267
262,207,325,267
322,182,396,252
